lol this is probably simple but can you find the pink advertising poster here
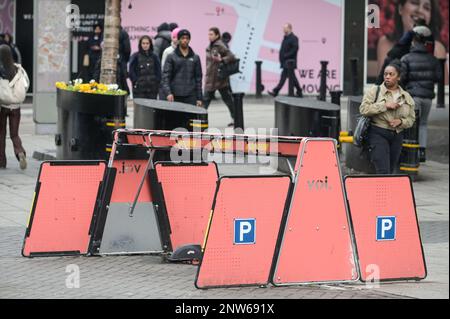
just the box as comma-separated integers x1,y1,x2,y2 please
0,0,15,35
121,0,343,94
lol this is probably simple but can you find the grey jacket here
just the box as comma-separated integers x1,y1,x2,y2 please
153,31,172,61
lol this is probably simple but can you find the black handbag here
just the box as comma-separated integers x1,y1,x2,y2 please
353,85,381,148
217,59,240,80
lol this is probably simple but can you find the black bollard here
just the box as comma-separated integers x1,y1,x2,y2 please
318,61,329,101
255,61,265,98
400,109,420,178
330,90,343,107
233,92,245,130
437,58,447,109
330,90,343,151
350,58,360,96
287,60,296,97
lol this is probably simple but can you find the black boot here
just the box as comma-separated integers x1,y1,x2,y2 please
268,90,279,97
419,147,426,163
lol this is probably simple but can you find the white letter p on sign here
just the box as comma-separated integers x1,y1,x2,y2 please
381,219,393,239
239,222,252,242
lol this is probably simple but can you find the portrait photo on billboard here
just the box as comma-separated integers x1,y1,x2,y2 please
367,0,449,83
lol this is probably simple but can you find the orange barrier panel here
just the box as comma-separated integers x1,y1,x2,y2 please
344,175,427,282
195,175,291,289
273,139,358,285
154,162,219,252
22,161,106,257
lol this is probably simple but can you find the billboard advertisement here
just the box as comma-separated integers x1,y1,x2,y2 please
121,0,343,94
367,0,449,84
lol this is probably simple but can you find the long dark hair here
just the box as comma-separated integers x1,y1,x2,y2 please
138,35,153,53
388,0,443,44
0,44,17,81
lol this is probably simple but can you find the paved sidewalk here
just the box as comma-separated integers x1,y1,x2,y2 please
0,99,448,299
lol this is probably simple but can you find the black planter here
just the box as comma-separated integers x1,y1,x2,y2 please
275,96,341,140
133,98,208,132
133,98,209,163
56,88,127,160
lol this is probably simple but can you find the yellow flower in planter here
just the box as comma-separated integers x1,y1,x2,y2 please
97,84,108,92
79,84,92,92
55,80,127,96
55,82,67,90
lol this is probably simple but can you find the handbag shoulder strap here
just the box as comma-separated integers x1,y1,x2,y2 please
374,85,381,103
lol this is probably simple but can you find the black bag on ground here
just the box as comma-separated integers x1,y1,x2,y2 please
353,85,381,148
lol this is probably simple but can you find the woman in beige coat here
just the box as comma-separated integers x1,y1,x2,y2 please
360,61,416,174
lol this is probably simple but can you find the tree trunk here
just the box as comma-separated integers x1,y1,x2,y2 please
100,0,121,84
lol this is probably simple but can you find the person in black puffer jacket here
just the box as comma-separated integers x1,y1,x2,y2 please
376,19,435,85
129,36,161,99
401,26,443,162
161,29,203,106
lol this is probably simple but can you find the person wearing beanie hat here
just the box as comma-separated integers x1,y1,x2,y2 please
177,29,191,40
159,28,181,100
413,25,435,54
172,28,181,40
401,26,443,163
162,29,203,106
161,27,181,71
375,21,435,85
